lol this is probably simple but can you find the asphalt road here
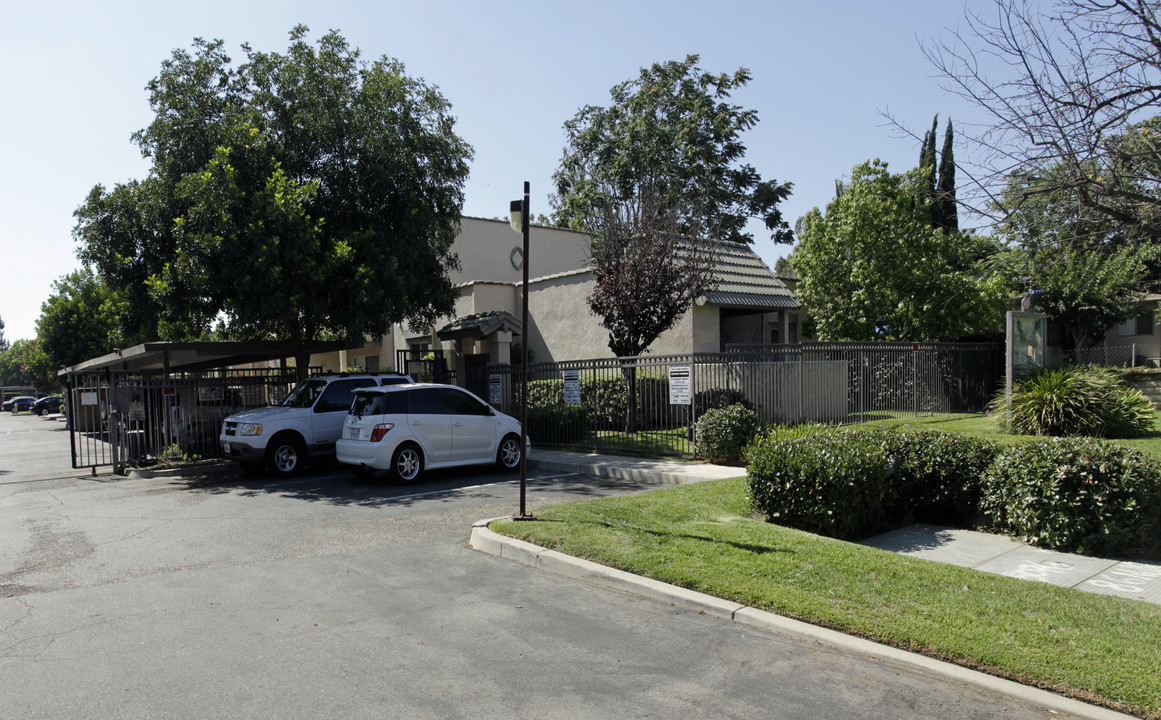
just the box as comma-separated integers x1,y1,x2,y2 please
0,412,1100,719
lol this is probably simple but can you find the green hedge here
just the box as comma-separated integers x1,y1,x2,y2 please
748,428,897,539
527,405,592,444
748,429,999,541
981,438,1161,556
522,374,676,432
748,427,1160,557
695,403,757,464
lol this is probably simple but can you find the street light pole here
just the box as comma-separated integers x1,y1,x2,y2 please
510,181,534,520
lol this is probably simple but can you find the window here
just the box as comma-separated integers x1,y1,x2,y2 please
1118,311,1155,337
407,388,446,415
315,379,377,413
440,388,491,416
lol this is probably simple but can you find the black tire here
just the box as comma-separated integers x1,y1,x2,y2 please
265,434,306,478
496,433,522,472
390,443,423,483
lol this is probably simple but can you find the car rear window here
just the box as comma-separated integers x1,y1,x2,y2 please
351,391,407,417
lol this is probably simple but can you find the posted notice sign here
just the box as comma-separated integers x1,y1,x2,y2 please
489,375,503,406
563,369,581,405
669,365,691,405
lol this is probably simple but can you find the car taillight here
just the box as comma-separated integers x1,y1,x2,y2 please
370,423,394,442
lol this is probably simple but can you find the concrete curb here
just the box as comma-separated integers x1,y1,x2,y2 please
468,519,1135,720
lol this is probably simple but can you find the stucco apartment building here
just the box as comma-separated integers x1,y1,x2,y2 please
313,217,802,385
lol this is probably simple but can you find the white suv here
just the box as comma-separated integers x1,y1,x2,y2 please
219,372,413,477
336,383,524,482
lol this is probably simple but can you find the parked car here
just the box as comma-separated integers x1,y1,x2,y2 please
219,372,413,477
336,383,524,482
4,396,37,413
31,395,63,416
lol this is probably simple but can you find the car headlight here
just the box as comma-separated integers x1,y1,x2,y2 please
238,423,263,436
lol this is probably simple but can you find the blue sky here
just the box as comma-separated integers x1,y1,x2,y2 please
0,0,991,342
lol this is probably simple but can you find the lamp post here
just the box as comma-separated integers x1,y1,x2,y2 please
509,181,534,520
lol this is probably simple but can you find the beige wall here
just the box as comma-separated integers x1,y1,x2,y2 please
450,217,591,285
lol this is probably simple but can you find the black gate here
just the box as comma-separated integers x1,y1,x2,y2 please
67,368,301,471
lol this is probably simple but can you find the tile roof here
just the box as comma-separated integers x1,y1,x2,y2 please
700,242,799,310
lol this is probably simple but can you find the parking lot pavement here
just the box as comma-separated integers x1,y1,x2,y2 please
0,413,1127,719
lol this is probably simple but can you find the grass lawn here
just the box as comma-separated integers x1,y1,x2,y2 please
493,475,1161,718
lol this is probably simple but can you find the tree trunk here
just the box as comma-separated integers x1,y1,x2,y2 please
622,361,638,435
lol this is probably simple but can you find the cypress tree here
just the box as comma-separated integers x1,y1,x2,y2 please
919,115,938,201
936,118,958,231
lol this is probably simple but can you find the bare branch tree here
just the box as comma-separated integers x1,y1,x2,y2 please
895,0,1161,237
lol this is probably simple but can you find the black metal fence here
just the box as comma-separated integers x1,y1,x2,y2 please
486,343,1002,457
67,367,304,471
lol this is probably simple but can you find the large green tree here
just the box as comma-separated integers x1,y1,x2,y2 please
0,339,53,390
791,160,1010,342
552,54,793,246
36,268,127,373
998,165,1157,349
0,315,8,353
74,27,473,379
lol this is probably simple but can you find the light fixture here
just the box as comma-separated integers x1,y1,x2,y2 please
509,199,523,234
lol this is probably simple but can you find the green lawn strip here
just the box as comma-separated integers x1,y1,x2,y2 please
493,478,1161,718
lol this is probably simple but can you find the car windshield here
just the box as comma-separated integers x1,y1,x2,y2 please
281,379,328,408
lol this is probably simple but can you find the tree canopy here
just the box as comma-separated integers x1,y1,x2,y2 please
551,54,793,245
997,165,1157,349
36,268,126,373
791,160,1011,342
73,26,473,378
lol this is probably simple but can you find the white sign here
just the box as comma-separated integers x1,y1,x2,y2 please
669,365,691,405
563,369,581,405
489,375,503,406
81,391,99,406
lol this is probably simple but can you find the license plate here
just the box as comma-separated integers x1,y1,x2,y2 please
342,426,360,440
222,442,231,453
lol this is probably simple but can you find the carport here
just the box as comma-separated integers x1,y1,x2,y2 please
61,340,359,473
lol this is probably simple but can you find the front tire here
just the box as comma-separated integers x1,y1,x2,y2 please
266,434,306,478
496,433,522,471
390,443,423,483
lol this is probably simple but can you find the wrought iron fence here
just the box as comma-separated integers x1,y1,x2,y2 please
67,367,305,471
485,343,1002,458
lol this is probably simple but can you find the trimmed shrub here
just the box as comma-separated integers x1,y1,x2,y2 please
695,403,758,464
993,365,1156,437
891,431,999,526
694,388,753,416
527,405,592,444
748,429,1000,539
747,428,896,539
981,437,1161,556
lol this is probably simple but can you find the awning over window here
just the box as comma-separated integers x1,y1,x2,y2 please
436,310,522,341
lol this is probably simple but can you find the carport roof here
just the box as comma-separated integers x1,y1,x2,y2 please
59,340,362,375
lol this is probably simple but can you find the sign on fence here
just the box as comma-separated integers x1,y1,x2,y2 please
489,374,503,406
563,369,581,405
669,365,691,405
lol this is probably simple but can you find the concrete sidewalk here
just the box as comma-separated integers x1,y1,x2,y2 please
528,447,744,485
862,524,1161,606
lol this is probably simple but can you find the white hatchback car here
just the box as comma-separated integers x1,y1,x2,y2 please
336,383,525,481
